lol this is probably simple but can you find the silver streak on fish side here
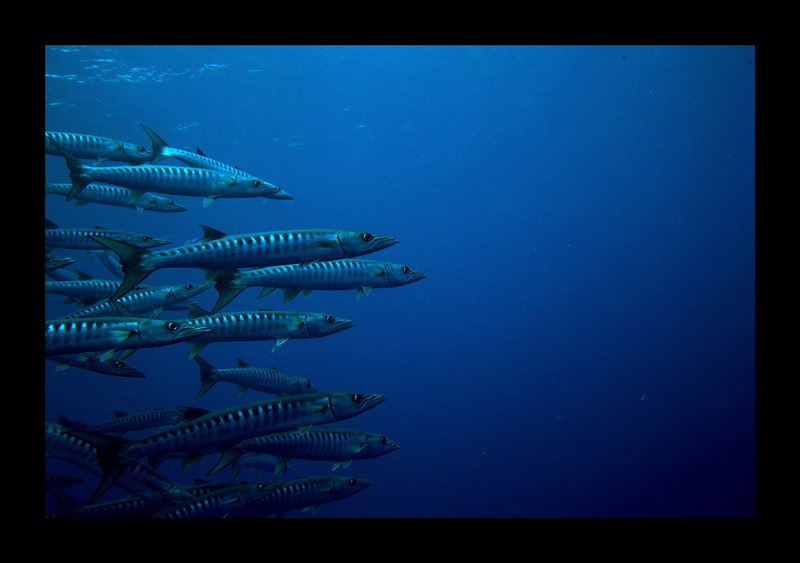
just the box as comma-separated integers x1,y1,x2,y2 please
90,224,398,301
73,392,385,502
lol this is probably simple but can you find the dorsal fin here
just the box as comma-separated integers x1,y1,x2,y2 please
199,224,227,242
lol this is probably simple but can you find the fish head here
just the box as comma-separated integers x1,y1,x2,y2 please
120,142,154,164
384,262,426,287
337,231,398,256
150,196,188,213
363,432,400,457
329,476,373,500
235,176,291,199
292,376,318,393
302,312,355,337
127,233,171,248
328,392,386,420
168,282,210,302
137,319,212,344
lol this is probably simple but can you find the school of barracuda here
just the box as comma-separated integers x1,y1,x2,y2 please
45,125,424,518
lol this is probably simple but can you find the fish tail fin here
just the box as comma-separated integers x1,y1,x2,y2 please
192,355,218,399
88,235,154,300
211,269,246,314
139,123,170,164
47,137,90,200
65,429,132,503
207,445,245,476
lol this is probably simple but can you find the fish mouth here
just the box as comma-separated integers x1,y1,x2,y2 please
371,235,399,250
265,188,294,200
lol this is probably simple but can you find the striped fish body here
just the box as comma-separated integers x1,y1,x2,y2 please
64,283,209,319
44,223,170,251
90,227,398,301
218,258,426,307
59,409,186,436
227,476,372,518
46,183,188,213
146,229,396,271
45,131,153,164
44,317,211,356
182,309,355,357
121,392,385,463
239,428,400,466
149,482,278,519
193,355,317,399
45,279,126,305
47,353,146,378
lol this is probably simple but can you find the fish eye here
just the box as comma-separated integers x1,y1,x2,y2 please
184,284,194,290
142,236,152,241
165,321,180,331
402,266,410,274
353,393,364,404
325,315,336,324
257,483,268,492
361,232,373,242
348,478,358,486
136,145,147,153
380,435,387,445
112,360,125,368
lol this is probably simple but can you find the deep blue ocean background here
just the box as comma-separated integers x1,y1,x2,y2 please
44,45,755,518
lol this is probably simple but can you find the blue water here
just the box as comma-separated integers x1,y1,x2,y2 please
44,45,755,518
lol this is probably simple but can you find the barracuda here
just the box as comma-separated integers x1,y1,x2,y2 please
44,316,212,357
46,276,128,308
193,355,317,399
47,352,146,378
182,306,355,358
149,482,280,518
58,408,189,436
89,224,398,301
75,391,385,502
49,138,277,203
63,282,209,319
226,475,372,518
45,131,153,164
210,427,399,475
45,182,188,213
139,123,293,200
45,219,170,251
212,258,426,312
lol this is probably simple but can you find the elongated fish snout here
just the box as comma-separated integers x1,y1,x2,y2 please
265,187,294,200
